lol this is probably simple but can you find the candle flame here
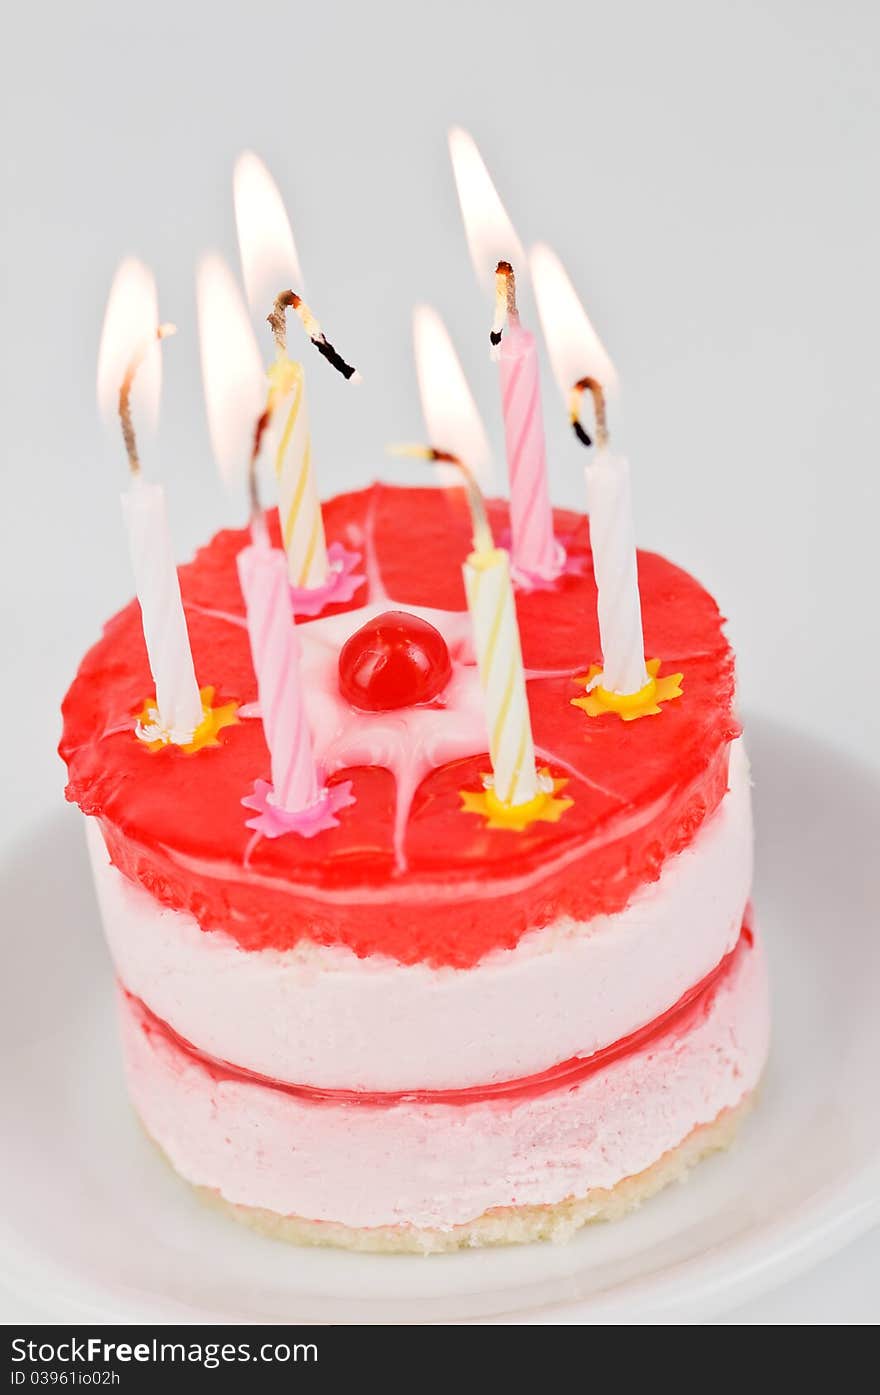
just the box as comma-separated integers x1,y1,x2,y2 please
234,150,305,316
196,252,266,488
448,127,525,292
412,304,491,486
389,445,493,555
97,258,164,438
529,243,619,408
117,323,177,476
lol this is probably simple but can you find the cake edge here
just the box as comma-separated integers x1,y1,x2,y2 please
89,738,752,1093
152,1091,757,1255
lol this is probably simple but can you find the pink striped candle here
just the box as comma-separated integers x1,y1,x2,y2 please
236,540,320,811
499,321,562,583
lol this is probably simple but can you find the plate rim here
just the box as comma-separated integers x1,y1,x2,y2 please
2,713,879,1324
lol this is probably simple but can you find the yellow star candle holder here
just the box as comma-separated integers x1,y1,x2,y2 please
135,686,239,753
572,658,683,722
460,768,573,832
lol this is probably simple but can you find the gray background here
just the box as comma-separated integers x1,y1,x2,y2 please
2,0,878,1321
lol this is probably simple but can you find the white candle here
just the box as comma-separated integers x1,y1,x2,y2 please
584,448,649,696
529,244,650,697
97,259,204,745
121,475,203,740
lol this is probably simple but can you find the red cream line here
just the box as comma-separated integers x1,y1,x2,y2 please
127,918,754,1109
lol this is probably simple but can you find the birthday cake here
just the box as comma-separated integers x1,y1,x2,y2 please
59,482,768,1252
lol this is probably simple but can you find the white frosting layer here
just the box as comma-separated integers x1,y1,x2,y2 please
88,741,753,1092
118,927,769,1231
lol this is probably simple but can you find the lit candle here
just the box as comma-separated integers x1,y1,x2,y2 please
574,381,649,695
97,259,203,744
265,290,359,590
198,251,353,835
461,506,540,806
449,127,562,585
234,151,358,597
531,243,649,697
393,448,540,810
400,315,540,810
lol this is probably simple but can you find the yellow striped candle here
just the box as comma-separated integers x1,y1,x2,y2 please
268,355,329,589
463,545,539,807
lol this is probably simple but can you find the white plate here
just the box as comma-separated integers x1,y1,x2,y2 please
1,714,878,1324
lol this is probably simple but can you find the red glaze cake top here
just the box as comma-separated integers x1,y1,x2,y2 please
60,484,739,968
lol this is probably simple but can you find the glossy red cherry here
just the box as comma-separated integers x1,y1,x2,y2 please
338,610,453,712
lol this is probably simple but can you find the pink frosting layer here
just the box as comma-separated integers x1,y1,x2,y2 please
89,742,752,1092
118,928,769,1231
